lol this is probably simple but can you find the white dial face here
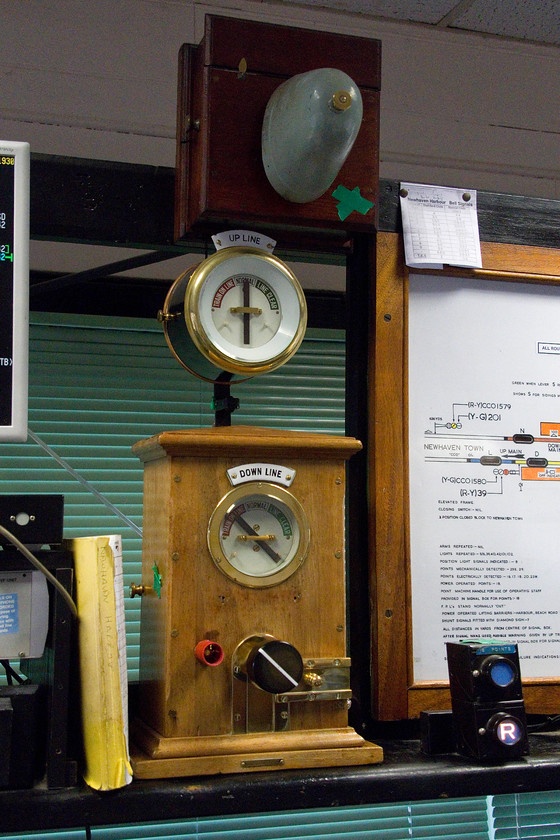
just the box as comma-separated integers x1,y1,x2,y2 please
207,482,310,588
219,493,300,578
209,272,282,350
185,248,307,375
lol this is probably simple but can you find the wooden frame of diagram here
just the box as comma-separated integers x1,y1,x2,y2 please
369,231,560,720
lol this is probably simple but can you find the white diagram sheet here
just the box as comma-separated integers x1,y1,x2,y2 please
409,274,560,681
400,182,482,269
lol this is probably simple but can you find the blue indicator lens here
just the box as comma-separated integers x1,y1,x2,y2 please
489,659,515,687
496,717,522,745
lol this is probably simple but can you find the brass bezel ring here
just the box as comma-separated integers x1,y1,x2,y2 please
159,264,253,384
207,481,310,588
184,246,307,376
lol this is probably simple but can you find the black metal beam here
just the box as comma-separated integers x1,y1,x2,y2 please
30,249,182,303
30,153,178,248
27,155,559,322
31,155,560,251
29,269,345,329
378,179,560,248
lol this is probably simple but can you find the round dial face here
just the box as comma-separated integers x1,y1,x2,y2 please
184,247,307,376
207,482,310,588
209,272,281,349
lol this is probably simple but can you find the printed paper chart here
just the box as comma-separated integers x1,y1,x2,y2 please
409,274,560,680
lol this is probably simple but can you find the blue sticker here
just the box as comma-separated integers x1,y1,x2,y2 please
0,593,18,634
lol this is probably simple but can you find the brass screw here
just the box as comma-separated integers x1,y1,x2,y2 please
157,310,179,323
332,90,352,111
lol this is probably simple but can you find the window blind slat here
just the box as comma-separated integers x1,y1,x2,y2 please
409,797,490,839
492,790,560,839
86,798,490,840
2,831,86,840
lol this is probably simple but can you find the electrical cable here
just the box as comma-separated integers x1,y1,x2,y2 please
0,524,78,618
1,660,12,684
27,429,142,538
528,714,560,733
0,660,26,684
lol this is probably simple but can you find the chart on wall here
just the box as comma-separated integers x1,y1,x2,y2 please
409,274,560,681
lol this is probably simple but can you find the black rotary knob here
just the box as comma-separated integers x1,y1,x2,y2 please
246,639,304,694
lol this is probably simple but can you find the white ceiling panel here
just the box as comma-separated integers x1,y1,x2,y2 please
454,0,560,45
275,0,560,46
275,0,459,24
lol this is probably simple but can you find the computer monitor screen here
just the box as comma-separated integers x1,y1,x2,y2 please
0,141,29,442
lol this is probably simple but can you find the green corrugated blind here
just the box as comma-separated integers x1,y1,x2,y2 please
492,790,560,838
87,797,490,839
17,791,560,840
0,799,491,839
408,797,491,839
1,831,86,840
0,312,345,681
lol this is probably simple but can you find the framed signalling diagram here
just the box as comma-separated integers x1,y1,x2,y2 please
369,232,560,719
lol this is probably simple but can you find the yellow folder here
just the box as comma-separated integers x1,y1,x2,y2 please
70,535,132,790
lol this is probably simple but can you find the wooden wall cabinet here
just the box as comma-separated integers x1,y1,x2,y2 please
175,15,381,243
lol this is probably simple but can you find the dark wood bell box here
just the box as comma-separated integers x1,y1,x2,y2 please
175,15,381,245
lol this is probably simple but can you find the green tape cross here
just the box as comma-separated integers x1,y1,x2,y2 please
332,185,374,221
152,563,163,598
